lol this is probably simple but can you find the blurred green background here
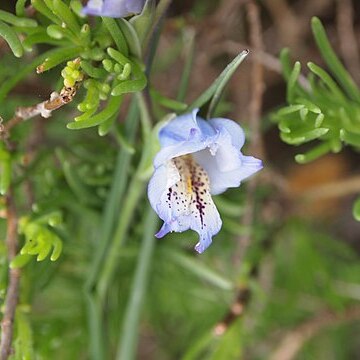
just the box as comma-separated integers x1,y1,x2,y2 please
0,0,360,359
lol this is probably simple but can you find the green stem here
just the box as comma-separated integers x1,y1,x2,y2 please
97,176,146,300
102,17,128,56
136,92,152,137
84,100,139,360
177,29,195,102
94,90,152,300
116,207,158,360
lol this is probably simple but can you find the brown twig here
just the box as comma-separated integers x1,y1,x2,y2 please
234,0,265,267
336,0,360,84
269,306,360,360
0,83,80,140
263,0,301,47
296,175,360,201
213,0,266,336
0,191,21,360
213,287,251,336
0,73,80,360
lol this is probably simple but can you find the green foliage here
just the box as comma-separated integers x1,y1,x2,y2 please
11,213,63,267
273,17,360,164
273,17,360,221
353,197,360,221
0,2,359,360
0,0,148,134
0,144,11,195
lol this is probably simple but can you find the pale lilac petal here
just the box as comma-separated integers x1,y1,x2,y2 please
83,0,145,18
154,139,208,168
209,117,245,149
148,161,191,236
148,110,263,253
207,155,263,195
190,198,222,254
193,126,263,195
158,109,199,146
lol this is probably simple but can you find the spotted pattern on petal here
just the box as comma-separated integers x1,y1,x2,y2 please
165,155,220,234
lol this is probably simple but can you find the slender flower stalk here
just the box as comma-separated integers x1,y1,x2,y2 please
148,109,263,253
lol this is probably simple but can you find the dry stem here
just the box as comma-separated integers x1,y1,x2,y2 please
213,287,251,336
0,191,20,360
298,175,360,201
270,306,360,360
1,84,79,140
234,0,265,267
0,80,79,359
214,0,266,336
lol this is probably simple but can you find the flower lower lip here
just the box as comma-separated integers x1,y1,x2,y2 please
148,110,262,253
170,154,210,229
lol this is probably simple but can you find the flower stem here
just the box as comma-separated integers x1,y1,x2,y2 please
84,100,139,360
97,176,146,301
116,207,158,360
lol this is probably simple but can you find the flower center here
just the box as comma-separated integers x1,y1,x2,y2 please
166,154,211,228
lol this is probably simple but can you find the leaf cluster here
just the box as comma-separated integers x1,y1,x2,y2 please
273,17,360,220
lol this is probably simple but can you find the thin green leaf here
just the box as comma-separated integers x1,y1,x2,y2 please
279,47,292,80
167,250,234,290
281,127,329,145
50,237,63,261
84,100,140,360
340,129,360,147
307,62,346,102
118,18,142,58
67,93,123,130
207,50,249,117
52,0,81,34
177,29,195,102
37,46,82,73
0,159,11,195
0,19,23,58
80,60,108,79
311,17,360,103
353,197,360,221
287,61,301,103
23,31,68,50
150,88,187,111
98,113,117,136
188,50,249,113
31,0,62,26
129,0,156,45
116,208,158,360
295,142,332,164
102,17,128,56
16,0,28,17
0,9,37,27
10,254,32,268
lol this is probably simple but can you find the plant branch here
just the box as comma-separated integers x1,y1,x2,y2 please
234,0,265,267
215,0,266,336
297,175,360,201
213,287,251,336
269,306,360,360
0,190,21,360
1,83,80,140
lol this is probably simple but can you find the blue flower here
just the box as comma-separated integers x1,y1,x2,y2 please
83,0,146,18
148,109,263,253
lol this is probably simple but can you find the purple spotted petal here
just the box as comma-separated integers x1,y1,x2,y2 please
147,109,263,253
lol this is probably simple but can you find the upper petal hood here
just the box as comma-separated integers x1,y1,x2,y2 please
83,0,146,18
